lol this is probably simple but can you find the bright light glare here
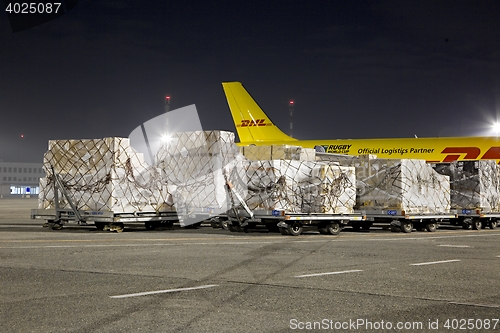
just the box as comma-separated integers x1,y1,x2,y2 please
161,134,172,143
493,122,500,135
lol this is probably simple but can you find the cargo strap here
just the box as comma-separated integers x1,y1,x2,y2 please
51,166,83,222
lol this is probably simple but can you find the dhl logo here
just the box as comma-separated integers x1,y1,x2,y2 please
441,147,500,162
237,119,271,127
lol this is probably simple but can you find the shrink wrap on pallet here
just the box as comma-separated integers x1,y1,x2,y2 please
241,145,316,161
433,161,500,212
244,160,356,213
39,137,174,212
317,155,450,214
156,131,247,213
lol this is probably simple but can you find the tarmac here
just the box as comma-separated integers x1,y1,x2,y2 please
1,198,500,332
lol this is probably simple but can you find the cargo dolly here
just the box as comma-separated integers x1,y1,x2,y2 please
31,205,223,232
30,208,183,232
223,180,366,236
226,208,366,236
450,209,499,230
361,209,457,233
30,168,219,232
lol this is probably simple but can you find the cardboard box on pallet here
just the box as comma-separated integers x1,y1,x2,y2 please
244,159,356,214
39,137,174,213
317,155,451,214
156,131,248,214
433,160,500,213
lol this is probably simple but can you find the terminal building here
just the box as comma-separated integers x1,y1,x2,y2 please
0,162,45,197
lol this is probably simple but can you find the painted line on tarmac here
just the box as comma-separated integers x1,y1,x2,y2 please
369,233,500,241
294,270,363,278
110,284,218,299
2,230,500,244
0,235,316,243
411,259,461,266
0,240,304,249
437,245,471,248
2,232,500,249
449,301,500,308
0,224,43,228
0,244,178,249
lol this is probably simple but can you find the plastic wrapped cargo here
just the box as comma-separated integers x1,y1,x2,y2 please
156,131,247,213
433,160,500,212
317,155,450,214
241,145,316,161
244,160,356,214
39,137,174,213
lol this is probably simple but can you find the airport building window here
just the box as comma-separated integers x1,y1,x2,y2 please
10,185,39,195
28,168,32,173
23,168,27,173
8,167,12,172
2,167,5,172
23,177,26,182
13,177,16,181
14,167,17,173
8,177,11,181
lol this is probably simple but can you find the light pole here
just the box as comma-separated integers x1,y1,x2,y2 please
165,95,171,136
289,100,294,138
165,95,170,112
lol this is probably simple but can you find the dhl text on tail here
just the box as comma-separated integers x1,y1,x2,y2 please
222,81,500,163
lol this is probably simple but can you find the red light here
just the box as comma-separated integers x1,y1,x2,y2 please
20,134,24,138
289,100,294,105
166,96,170,100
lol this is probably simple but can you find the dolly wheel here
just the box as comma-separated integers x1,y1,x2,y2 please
471,219,482,230
425,222,437,232
326,222,341,235
286,222,303,236
400,222,413,233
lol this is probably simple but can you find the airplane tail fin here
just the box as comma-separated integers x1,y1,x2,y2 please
222,82,297,143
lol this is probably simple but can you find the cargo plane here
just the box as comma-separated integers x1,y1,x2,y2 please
222,82,500,163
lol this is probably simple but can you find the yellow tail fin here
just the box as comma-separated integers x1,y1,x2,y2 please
222,82,297,143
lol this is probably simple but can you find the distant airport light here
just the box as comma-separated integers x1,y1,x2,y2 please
289,100,294,105
166,96,170,100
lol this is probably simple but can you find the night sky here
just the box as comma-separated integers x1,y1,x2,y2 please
2,1,500,162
